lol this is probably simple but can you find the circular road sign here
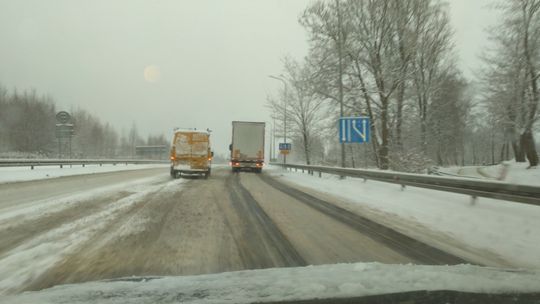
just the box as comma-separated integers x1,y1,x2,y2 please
56,111,71,124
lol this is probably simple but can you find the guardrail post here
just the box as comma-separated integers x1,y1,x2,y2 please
31,165,34,170
401,184,406,191
318,171,322,178
470,195,478,206
302,168,304,173
82,164,85,167
60,164,63,169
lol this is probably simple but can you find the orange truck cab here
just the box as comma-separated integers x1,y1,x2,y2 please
170,129,213,179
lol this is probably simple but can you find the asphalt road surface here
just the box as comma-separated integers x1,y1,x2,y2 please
0,166,468,294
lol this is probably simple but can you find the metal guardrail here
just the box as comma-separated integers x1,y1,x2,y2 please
270,163,540,207
0,159,169,169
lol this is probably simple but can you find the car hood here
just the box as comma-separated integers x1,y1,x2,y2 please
2,263,540,304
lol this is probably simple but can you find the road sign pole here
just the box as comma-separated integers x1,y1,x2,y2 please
364,140,368,168
283,100,287,165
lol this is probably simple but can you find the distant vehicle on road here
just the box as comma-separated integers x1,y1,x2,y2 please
170,129,213,179
230,121,265,173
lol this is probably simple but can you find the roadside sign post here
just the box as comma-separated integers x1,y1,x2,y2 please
279,143,292,165
55,111,74,158
338,117,370,169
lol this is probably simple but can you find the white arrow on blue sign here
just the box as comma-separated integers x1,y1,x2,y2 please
339,117,370,143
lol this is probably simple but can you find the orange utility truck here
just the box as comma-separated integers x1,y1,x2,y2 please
170,129,213,179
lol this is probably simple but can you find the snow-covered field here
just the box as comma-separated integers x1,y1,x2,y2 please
3,263,540,304
269,166,540,269
0,163,169,184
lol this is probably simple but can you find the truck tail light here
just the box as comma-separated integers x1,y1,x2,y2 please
170,156,175,161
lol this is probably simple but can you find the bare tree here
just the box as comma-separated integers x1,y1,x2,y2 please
410,1,454,154
427,71,470,166
300,0,349,168
294,0,459,170
0,88,56,155
267,58,327,165
481,0,539,167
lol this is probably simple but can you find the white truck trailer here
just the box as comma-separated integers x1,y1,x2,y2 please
229,121,265,173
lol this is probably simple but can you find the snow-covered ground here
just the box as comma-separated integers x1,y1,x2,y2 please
3,263,540,304
0,163,169,184
268,166,540,269
0,176,185,295
437,162,540,186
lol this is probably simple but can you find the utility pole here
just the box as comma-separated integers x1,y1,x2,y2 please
269,75,288,165
336,0,345,169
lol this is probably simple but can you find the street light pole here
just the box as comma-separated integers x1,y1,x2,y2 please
269,75,288,165
268,120,274,161
270,121,273,161
273,115,276,161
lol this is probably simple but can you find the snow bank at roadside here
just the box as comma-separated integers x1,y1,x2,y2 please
0,164,169,184
488,162,540,186
268,167,540,269
437,162,540,186
3,263,540,304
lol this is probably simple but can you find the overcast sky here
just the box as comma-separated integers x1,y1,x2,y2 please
0,0,498,155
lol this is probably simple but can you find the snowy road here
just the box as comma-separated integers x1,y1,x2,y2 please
0,168,167,210
0,166,468,295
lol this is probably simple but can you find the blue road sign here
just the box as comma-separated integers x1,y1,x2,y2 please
339,117,370,143
279,143,292,151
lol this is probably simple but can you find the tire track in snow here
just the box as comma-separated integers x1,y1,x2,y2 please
258,173,469,265
225,173,306,268
0,178,182,295
0,191,133,257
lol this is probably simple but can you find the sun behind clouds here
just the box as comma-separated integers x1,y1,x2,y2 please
143,65,161,83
